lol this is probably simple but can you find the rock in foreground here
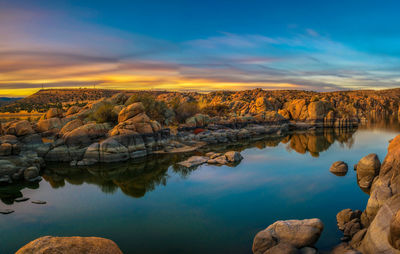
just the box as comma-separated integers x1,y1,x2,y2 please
252,218,323,254
16,236,122,254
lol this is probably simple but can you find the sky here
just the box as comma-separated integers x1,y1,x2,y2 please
1,0,400,96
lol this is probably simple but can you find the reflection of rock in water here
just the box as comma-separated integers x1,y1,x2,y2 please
285,128,356,157
0,182,39,204
35,128,357,201
42,154,191,199
359,114,400,132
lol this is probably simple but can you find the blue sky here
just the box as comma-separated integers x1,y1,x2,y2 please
1,0,400,96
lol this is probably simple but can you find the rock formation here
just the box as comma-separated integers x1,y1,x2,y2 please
252,218,323,254
16,236,122,254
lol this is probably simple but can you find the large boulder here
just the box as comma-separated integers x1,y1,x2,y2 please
357,153,381,189
118,102,145,122
359,195,400,254
16,236,122,254
3,120,35,136
42,108,63,119
110,113,161,136
63,123,111,146
307,100,332,121
99,137,129,163
60,119,84,135
287,99,308,121
362,135,400,227
37,118,69,133
252,218,324,254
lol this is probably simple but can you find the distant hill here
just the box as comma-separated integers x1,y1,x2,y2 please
0,89,171,113
2,87,400,114
0,97,23,106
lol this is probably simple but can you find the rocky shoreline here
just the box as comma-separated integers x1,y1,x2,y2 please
2,89,400,253
0,91,363,185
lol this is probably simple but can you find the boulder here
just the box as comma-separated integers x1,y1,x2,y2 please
287,99,308,121
331,243,362,254
65,106,81,116
337,209,362,230
63,123,110,146
307,100,332,121
24,166,39,181
264,242,299,254
252,218,324,254
37,118,64,132
362,134,400,227
60,119,84,135
343,218,362,238
99,137,129,163
16,236,122,254
359,194,400,254
0,143,12,156
330,161,348,176
357,153,381,189
43,108,63,119
178,156,208,168
390,209,400,250
225,151,243,163
118,102,145,122
3,120,35,136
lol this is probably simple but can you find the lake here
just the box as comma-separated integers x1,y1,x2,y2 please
1,119,400,253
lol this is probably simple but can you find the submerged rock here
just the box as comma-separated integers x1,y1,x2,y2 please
16,236,122,254
178,156,208,168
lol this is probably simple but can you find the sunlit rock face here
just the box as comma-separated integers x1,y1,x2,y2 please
356,153,381,192
16,236,122,254
354,134,400,253
252,218,323,254
362,135,400,227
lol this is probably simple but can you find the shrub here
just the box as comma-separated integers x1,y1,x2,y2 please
90,102,117,123
174,102,199,123
201,104,229,117
125,93,168,123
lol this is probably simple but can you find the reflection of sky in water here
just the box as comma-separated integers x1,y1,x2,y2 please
0,128,398,253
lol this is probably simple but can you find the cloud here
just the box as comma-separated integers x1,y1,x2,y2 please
1,5,400,96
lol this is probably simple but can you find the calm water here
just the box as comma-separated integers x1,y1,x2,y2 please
1,121,400,253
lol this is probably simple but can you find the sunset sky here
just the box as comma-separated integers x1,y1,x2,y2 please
2,0,400,96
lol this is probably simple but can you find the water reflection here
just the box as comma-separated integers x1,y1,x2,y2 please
0,128,360,205
0,182,39,204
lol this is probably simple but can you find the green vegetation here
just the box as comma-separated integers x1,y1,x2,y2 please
89,102,117,123
125,93,168,123
171,99,199,123
201,104,229,117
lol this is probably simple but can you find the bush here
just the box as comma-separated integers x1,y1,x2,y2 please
174,102,199,123
125,93,168,123
90,102,117,123
201,104,229,117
